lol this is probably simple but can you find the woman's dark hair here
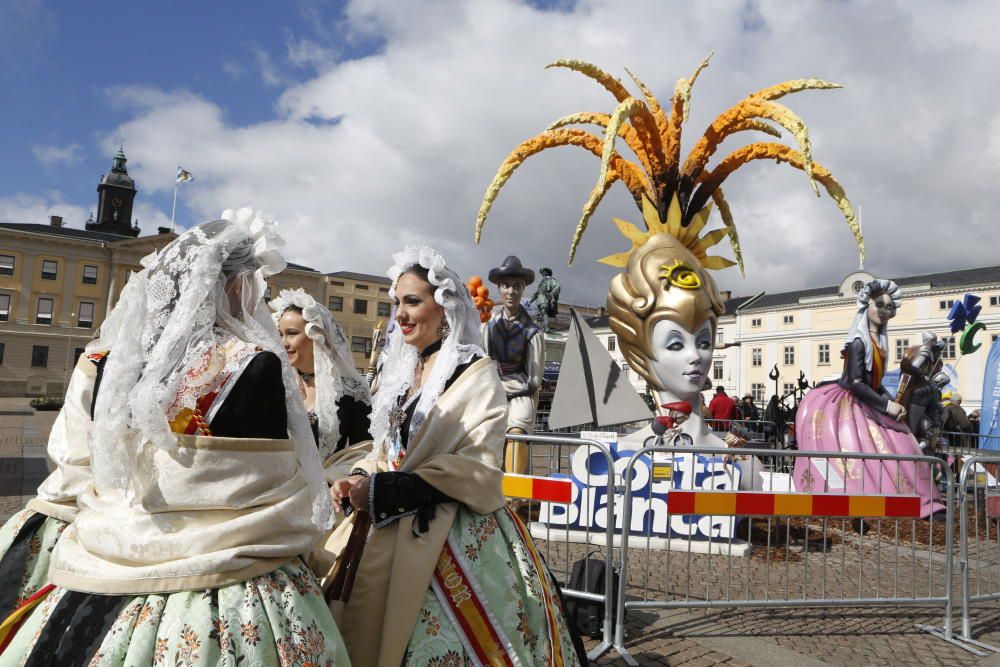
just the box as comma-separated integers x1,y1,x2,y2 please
402,265,431,283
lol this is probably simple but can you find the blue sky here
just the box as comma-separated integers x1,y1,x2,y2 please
1,1,999,304
1,1,375,225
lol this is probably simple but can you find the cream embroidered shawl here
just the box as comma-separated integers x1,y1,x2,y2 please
27,355,97,523
50,430,322,594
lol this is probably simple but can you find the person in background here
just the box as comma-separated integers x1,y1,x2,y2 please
709,385,738,430
738,394,760,422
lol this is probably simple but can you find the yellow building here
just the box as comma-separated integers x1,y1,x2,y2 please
0,217,177,396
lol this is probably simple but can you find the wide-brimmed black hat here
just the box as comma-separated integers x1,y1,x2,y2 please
488,255,535,285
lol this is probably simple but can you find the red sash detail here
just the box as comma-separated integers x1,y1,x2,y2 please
432,539,517,667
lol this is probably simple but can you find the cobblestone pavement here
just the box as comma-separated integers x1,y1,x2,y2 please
8,407,1000,664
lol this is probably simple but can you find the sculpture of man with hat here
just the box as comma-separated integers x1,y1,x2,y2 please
482,255,545,474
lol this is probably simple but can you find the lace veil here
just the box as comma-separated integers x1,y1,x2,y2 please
368,246,484,459
86,207,334,528
271,288,372,460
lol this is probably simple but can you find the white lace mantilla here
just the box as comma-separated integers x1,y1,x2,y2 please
368,246,483,463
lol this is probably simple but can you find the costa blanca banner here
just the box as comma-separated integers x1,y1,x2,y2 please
537,432,744,541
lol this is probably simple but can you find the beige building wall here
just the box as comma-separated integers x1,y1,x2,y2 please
0,224,176,397
325,271,393,372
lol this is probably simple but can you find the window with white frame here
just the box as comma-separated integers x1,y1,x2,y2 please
40,260,58,280
939,299,955,310
377,302,391,317
752,347,762,367
751,383,765,403
895,338,909,362
0,255,14,276
818,343,830,365
783,345,795,365
751,317,762,328
82,265,98,285
329,296,343,311
620,362,629,379
783,382,796,396
607,335,616,352
78,302,95,328
990,295,999,307
0,294,9,322
36,297,54,324
713,360,724,381
943,336,956,358
783,314,794,325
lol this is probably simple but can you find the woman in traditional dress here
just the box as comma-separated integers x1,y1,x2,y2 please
793,279,945,517
326,246,580,667
0,209,350,666
272,288,372,460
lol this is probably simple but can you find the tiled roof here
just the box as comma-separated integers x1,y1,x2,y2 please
327,270,392,284
742,265,1000,311
0,222,132,243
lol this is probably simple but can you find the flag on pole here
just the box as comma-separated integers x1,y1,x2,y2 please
176,166,194,183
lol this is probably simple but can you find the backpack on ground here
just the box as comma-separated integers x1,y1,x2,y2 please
563,552,621,640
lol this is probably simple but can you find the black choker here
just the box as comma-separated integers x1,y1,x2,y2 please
298,370,315,384
420,339,443,359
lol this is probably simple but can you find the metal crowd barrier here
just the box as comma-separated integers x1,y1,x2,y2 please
608,445,956,665
940,431,1000,459
955,453,1000,654
503,433,618,662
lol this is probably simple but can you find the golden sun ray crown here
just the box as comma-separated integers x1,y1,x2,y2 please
600,193,735,271
474,57,864,275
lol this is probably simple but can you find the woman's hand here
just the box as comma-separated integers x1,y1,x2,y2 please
331,475,365,510
348,476,371,514
887,400,907,422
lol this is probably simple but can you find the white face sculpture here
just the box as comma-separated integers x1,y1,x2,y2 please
648,318,714,400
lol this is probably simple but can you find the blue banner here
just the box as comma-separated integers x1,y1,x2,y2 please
981,337,1000,450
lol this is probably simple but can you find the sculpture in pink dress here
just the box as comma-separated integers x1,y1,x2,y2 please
794,279,944,517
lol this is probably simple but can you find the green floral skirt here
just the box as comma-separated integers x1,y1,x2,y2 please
0,509,68,614
0,558,350,666
403,506,580,666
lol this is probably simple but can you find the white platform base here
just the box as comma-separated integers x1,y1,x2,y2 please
529,522,751,557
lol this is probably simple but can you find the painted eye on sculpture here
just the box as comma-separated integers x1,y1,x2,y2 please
666,341,684,351
659,259,702,290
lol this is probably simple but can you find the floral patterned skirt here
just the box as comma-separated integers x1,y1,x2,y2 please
0,559,350,667
0,509,68,618
403,506,581,666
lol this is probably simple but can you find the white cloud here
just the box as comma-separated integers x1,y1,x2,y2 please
252,44,290,87
96,0,1000,306
0,193,89,228
31,143,83,168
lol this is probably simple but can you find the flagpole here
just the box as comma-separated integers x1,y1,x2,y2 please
170,179,179,233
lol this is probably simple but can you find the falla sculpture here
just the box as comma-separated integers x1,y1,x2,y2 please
475,55,864,489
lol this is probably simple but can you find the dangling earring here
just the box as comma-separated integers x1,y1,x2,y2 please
437,320,451,341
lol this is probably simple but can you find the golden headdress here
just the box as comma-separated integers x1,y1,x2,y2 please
475,56,864,388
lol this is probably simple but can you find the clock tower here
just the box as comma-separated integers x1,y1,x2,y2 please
87,147,140,237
